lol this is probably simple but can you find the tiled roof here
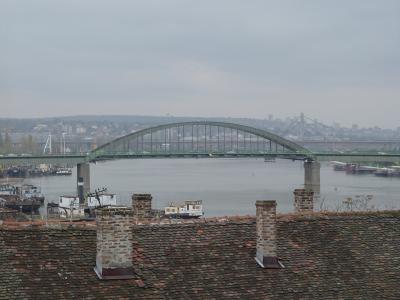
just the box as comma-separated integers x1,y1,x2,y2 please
1,211,399,299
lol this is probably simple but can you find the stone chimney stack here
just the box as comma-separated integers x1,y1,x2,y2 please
132,193,152,222
94,207,135,280
294,189,314,213
255,200,282,268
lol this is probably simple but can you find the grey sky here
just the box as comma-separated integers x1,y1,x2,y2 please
1,1,399,127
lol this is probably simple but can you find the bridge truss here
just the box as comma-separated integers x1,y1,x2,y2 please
3,121,400,166
89,121,311,161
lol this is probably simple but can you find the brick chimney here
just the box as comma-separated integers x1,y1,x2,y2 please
294,189,314,213
132,193,152,222
94,207,135,280
255,200,283,268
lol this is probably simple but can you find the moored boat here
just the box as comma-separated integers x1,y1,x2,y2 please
330,161,347,171
374,167,395,177
84,191,117,217
21,184,45,203
3,199,41,213
0,183,44,212
346,164,377,174
0,184,17,196
58,189,117,219
55,168,72,176
58,195,84,218
164,200,203,218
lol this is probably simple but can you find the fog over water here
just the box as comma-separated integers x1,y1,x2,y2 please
28,158,400,217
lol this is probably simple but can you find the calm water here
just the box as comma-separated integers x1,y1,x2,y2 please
28,158,400,217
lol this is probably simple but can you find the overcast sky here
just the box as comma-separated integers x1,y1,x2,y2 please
1,1,399,128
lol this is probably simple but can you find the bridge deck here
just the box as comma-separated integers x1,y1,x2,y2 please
1,152,400,166
0,155,87,167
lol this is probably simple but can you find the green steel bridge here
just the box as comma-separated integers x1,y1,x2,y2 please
2,120,400,197
1,121,400,166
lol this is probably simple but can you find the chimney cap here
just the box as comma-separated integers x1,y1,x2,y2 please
255,200,276,207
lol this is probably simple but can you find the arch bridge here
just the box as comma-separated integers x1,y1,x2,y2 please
2,121,360,199
88,121,312,161
77,121,317,198
3,121,400,201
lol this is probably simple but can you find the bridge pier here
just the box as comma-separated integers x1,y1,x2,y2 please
304,160,320,194
77,163,90,204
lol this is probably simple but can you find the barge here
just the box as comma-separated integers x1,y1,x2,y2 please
0,183,44,212
57,189,117,219
164,200,203,218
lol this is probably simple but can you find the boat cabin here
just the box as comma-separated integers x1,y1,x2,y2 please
164,200,203,218
55,168,72,175
58,196,84,218
0,184,17,196
87,193,117,208
21,184,43,199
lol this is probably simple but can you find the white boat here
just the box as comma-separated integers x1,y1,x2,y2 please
87,193,117,208
389,166,400,176
346,164,378,174
164,200,203,218
55,168,72,176
357,165,378,172
374,168,395,177
330,161,347,171
21,184,45,203
58,195,84,218
0,184,17,196
58,189,117,219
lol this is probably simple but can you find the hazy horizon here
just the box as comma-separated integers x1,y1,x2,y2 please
1,1,399,128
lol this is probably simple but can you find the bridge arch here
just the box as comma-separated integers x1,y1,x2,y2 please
89,121,312,161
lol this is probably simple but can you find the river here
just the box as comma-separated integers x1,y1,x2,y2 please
26,158,400,217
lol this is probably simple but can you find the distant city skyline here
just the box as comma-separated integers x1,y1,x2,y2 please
1,1,400,128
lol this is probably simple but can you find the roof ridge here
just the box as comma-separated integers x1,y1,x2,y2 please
1,210,399,230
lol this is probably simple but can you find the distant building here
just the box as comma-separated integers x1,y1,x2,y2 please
32,124,48,132
75,126,87,135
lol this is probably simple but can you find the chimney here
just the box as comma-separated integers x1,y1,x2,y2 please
294,189,314,213
94,207,135,280
132,193,152,222
255,200,283,268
